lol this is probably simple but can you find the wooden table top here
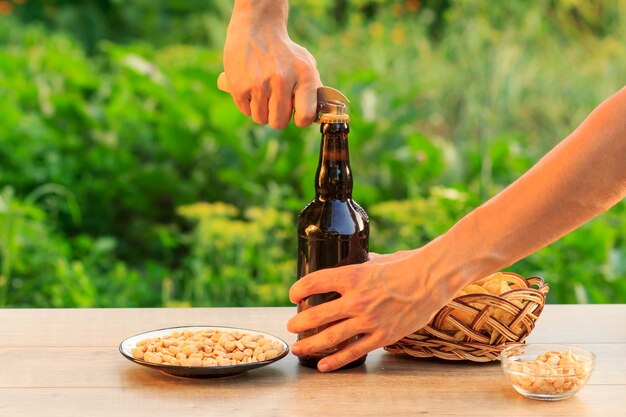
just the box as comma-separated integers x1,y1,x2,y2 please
0,305,624,417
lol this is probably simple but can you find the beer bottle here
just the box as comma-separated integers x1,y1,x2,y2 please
296,97,369,369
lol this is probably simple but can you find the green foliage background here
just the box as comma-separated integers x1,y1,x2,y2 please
0,0,625,307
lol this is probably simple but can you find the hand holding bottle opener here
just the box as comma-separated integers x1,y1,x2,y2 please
217,73,349,124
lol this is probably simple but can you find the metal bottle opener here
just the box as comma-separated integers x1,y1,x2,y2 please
315,86,350,123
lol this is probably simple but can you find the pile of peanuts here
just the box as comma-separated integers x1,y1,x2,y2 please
506,349,592,395
131,329,283,367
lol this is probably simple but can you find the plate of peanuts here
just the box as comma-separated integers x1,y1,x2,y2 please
119,326,289,378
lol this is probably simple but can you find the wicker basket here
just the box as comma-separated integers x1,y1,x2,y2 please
385,273,549,362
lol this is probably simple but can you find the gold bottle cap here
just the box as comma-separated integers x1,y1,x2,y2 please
319,113,350,123
318,100,350,123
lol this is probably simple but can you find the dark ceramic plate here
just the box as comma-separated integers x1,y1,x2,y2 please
119,325,289,378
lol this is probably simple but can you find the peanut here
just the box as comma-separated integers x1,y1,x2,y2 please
181,344,198,356
131,348,145,359
507,349,591,395
264,349,279,360
133,329,284,367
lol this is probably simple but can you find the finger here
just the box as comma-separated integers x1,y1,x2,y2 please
292,81,319,128
221,73,252,117
317,334,379,373
232,93,252,117
250,93,269,125
368,252,381,260
286,298,346,334
268,77,294,129
290,269,348,304
217,72,229,93
291,317,361,358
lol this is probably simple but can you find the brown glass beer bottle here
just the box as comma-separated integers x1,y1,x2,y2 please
296,99,369,369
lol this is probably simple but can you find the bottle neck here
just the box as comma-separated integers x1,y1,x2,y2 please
315,122,353,200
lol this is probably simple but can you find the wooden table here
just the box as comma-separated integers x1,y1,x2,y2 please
0,305,624,416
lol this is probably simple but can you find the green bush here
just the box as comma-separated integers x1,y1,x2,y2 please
174,202,294,307
0,1,625,307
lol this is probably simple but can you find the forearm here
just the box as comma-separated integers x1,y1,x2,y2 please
230,0,288,29
423,86,626,299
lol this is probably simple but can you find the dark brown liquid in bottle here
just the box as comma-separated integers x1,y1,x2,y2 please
296,121,369,369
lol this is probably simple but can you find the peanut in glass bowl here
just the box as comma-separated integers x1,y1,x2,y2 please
500,344,596,401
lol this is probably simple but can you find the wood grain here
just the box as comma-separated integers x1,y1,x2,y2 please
0,305,623,417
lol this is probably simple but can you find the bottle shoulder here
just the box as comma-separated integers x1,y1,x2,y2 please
298,198,368,216
350,199,369,222
298,198,369,237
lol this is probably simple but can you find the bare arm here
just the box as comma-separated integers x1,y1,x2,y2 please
287,86,626,372
223,0,321,129
438,85,626,286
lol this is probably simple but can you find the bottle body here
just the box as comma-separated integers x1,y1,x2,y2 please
296,121,369,369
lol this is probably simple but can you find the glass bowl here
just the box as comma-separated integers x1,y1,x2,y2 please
500,344,596,401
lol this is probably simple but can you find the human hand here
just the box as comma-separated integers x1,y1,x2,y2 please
286,249,453,372
222,7,322,129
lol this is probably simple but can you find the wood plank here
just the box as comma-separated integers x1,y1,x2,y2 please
527,304,626,343
1,305,624,417
0,385,624,417
1,305,625,348
0,307,296,347
0,343,622,388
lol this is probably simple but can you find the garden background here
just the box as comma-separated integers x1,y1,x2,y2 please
1,0,625,308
